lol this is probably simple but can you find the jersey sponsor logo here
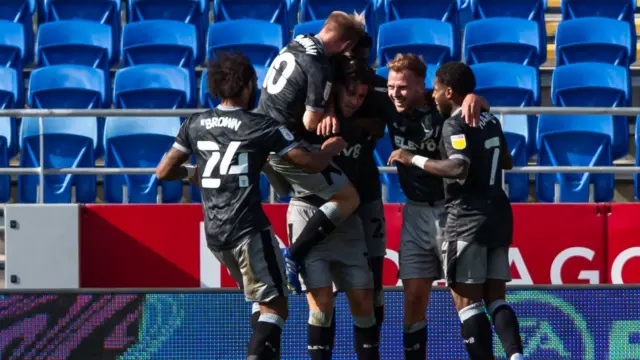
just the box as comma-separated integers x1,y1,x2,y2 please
341,143,361,158
294,35,320,55
200,117,242,131
450,134,466,150
394,136,437,152
278,126,294,141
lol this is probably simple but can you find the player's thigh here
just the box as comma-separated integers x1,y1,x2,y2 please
486,246,511,282
331,216,373,292
234,229,288,303
442,238,490,287
212,249,244,290
269,155,348,200
357,199,387,258
398,202,444,280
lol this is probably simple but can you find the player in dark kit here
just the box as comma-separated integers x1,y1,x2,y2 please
382,54,489,360
257,11,368,294
155,52,348,360
392,61,524,360
287,55,380,360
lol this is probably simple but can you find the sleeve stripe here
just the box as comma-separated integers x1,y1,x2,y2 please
305,105,325,113
276,142,299,157
172,142,191,154
450,154,470,163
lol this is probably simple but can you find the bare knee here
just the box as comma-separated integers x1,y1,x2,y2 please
483,279,507,305
261,296,288,320
451,283,484,312
307,287,335,313
330,182,360,215
346,289,374,317
402,278,433,323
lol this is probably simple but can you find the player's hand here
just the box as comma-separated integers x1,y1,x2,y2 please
320,136,348,155
387,148,414,166
317,114,340,137
461,93,489,128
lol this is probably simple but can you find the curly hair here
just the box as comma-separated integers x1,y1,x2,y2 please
435,61,476,97
207,52,257,100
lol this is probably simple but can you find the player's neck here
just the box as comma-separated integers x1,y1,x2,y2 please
450,104,462,117
220,100,245,109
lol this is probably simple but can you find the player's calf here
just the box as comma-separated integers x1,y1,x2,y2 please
402,278,433,360
247,297,288,360
452,284,494,360
484,280,524,360
345,288,380,360
289,183,360,263
369,256,385,327
307,287,336,360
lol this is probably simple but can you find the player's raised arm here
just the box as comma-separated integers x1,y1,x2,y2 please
156,117,195,181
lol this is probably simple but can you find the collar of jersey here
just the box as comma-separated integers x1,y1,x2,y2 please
217,104,243,111
451,107,462,117
313,34,327,54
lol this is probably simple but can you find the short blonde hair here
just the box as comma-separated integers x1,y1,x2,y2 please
322,11,366,44
387,53,427,79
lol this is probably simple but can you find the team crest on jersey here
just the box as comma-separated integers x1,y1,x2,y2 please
450,134,466,150
279,126,295,141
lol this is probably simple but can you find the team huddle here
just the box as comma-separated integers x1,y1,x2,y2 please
156,11,524,360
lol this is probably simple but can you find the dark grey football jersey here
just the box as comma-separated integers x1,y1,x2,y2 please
173,105,297,251
386,106,446,203
256,34,332,142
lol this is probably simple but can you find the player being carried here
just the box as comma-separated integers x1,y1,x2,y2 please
155,52,348,360
256,11,367,293
388,61,524,360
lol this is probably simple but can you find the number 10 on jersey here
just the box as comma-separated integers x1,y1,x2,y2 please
197,141,249,188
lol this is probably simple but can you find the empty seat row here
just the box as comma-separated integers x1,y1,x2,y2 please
2,0,635,67
0,114,632,204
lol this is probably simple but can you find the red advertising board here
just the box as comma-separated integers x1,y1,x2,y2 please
80,203,636,288
606,204,640,284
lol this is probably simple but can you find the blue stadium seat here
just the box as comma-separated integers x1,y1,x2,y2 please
44,0,121,67
214,0,289,44
29,65,108,109
551,62,630,160
464,18,541,66
385,0,462,60
561,0,636,62
375,129,406,203
293,20,325,38
300,0,379,64
36,20,112,70
375,65,437,91
502,115,530,202
113,65,195,109
19,117,98,203
287,0,300,31
470,0,546,64
0,118,13,202
128,0,208,64
0,0,34,66
378,19,455,67
200,66,267,109
0,20,27,69
471,62,539,156
555,18,633,67
103,117,183,203
536,114,615,203
0,67,23,109
122,20,198,69
207,20,282,73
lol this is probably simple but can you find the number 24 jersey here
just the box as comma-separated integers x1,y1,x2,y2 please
173,106,298,251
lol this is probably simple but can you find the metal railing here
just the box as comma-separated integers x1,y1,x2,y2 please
0,107,638,203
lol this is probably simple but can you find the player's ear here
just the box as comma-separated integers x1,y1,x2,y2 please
445,87,454,100
339,40,355,54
